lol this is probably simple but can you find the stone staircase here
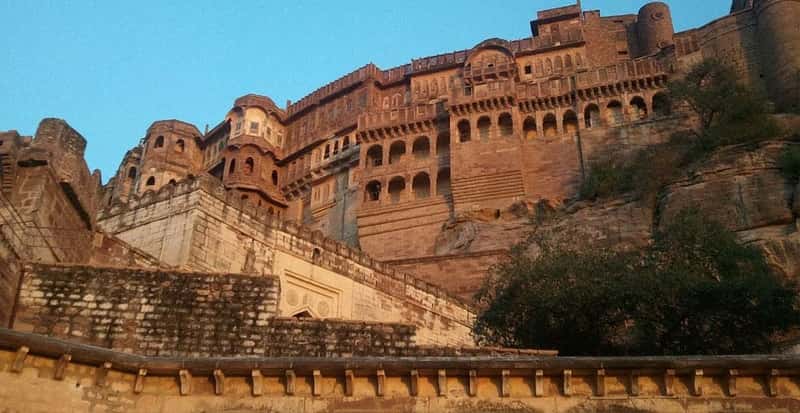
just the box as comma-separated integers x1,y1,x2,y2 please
0,154,13,196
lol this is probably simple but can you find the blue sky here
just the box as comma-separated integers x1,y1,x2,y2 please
1,0,730,180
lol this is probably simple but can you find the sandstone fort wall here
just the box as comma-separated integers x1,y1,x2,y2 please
96,178,475,346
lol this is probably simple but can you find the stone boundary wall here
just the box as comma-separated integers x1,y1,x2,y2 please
13,263,280,357
0,329,798,413
99,176,468,311
11,264,497,358
97,176,475,346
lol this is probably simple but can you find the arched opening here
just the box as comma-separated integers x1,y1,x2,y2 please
388,176,406,204
565,54,573,71
154,136,164,148
312,247,320,261
478,116,491,142
324,144,330,159
584,104,600,128
272,170,278,186
607,101,624,126
210,158,225,180
630,96,648,120
145,176,155,186
563,110,579,135
292,310,313,319
268,207,274,215
523,117,537,140
653,93,671,117
175,139,185,153
366,145,383,167
228,158,237,174
127,167,137,180
412,136,430,159
545,58,553,74
436,133,450,156
543,113,558,137
168,179,177,185
457,119,471,142
554,56,563,73
498,113,513,137
244,157,254,175
342,136,350,150
333,141,339,155
437,169,451,196
412,172,431,199
365,180,381,202
389,141,406,164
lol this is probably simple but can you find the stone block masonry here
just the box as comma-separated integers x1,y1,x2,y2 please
97,176,475,347
13,263,280,357
2,328,800,413
13,263,496,358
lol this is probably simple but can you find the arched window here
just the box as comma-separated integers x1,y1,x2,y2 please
630,96,648,120
523,117,537,140
554,56,563,73
324,144,330,159
653,93,671,117
168,179,177,185
412,173,431,199
545,58,553,74
154,136,164,149
437,169,451,196
272,170,278,186
436,133,450,156
563,110,579,135
498,113,513,137
244,157,254,175
607,101,624,126
543,113,558,137
564,55,573,71
145,176,155,186
365,180,382,202
584,104,601,128
412,136,430,159
366,145,383,167
342,136,350,150
457,119,471,142
333,141,339,155
389,141,406,164
478,116,491,142
575,53,583,67
388,176,405,204
127,167,137,180
229,158,237,174
175,139,185,153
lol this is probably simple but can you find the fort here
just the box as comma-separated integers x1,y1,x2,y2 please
0,1,799,411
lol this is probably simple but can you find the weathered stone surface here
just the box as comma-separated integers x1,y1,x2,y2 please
660,141,796,233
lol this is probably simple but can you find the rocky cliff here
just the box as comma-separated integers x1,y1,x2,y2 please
427,133,800,300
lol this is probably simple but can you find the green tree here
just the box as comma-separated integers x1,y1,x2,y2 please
474,209,800,356
668,59,779,149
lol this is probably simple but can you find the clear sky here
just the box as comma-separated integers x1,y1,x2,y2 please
1,0,730,180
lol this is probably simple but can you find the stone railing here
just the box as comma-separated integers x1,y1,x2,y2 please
357,105,439,132
1,328,799,413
